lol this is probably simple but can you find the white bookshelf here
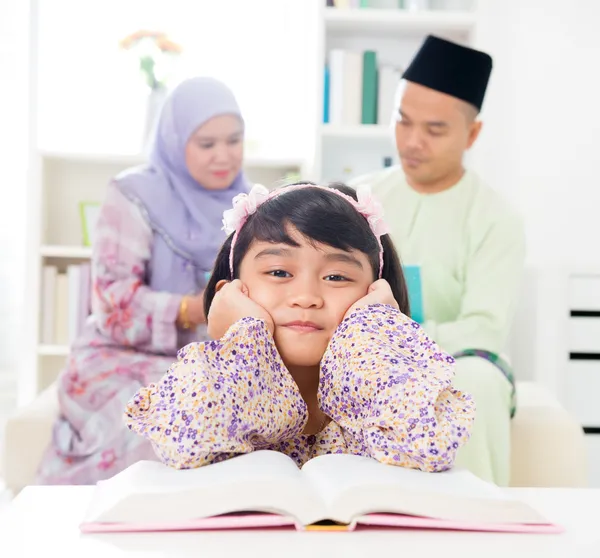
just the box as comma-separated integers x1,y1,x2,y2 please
312,2,476,183
40,150,306,171
323,6,475,35
21,148,306,405
40,245,93,259
37,344,71,357
321,124,391,139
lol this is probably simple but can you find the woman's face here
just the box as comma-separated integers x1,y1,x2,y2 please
238,226,373,368
185,114,244,190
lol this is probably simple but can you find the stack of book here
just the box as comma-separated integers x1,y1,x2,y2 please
40,263,91,346
324,49,402,126
327,0,409,9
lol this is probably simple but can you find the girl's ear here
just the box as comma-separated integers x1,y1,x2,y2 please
215,280,229,293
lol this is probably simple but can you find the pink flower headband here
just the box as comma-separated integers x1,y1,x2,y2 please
222,183,389,278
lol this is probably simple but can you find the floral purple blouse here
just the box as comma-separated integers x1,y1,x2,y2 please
125,305,475,472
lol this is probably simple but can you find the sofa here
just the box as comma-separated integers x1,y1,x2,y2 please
0,378,589,493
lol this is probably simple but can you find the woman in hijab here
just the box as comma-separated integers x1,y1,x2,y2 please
35,77,250,484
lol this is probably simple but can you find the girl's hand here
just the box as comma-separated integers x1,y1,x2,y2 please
344,279,399,319
207,279,275,340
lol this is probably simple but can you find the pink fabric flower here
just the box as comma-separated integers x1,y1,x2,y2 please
222,184,270,235
355,184,389,237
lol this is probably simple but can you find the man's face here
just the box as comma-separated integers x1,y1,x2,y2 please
394,81,481,188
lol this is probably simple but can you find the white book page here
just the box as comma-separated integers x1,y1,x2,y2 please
85,451,324,526
301,454,532,525
302,453,505,503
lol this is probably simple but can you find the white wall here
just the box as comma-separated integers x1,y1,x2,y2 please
0,1,30,412
470,0,600,393
511,0,600,270
473,0,600,269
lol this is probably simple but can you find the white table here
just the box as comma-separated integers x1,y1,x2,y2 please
1,486,600,558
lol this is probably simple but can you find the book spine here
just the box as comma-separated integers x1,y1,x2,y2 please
54,273,69,345
323,65,330,124
361,51,378,124
403,265,425,323
328,49,345,125
78,262,92,336
377,65,401,125
342,51,362,125
67,265,81,345
329,49,363,126
41,265,57,344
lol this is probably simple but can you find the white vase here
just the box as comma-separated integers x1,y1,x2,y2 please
142,87,167,155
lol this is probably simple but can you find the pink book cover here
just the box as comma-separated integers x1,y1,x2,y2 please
80,513,564,535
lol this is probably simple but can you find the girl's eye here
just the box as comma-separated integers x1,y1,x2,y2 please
324,275,348,282
268,270,291,278
198,142,214,150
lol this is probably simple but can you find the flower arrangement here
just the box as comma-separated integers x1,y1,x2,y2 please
119,30,182,91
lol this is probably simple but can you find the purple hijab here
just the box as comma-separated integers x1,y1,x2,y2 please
115,77,250,294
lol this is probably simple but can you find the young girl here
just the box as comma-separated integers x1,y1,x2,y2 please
125,182,474,472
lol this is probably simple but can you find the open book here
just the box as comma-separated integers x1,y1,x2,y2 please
80,451,561,534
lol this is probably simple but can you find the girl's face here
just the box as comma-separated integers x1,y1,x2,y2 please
238,226,374,368
185,114,244,190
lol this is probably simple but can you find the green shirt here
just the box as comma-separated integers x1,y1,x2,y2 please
350,166,526,355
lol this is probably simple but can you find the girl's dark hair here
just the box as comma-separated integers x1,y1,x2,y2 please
203,182,410,318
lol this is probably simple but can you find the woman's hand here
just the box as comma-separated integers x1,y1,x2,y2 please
207,279,275,340
344,279,399,319
177,292,206,329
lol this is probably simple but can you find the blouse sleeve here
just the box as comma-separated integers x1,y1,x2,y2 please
124,318,308,469
319,304,475,473
91,183,182,353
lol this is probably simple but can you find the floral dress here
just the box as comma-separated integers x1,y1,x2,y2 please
125,305,475,472
36,185,205,485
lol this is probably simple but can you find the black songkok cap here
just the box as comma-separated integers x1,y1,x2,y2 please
402,35,493,111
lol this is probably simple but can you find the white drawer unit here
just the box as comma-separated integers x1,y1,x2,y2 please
564,361,600,427
566,273,600,430
570,274,600,311
585,434,600,488
569,317,600,354
564,272,600,487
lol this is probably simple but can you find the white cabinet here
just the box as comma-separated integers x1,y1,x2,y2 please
565,271,600,486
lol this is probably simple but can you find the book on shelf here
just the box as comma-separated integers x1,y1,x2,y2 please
327,49,362,126
41,263,91,346
361,51,378,124
80,450,561,534
325,49,401,127
327,0,404,8
378,64,402,125
404,264,424,323
323,65,330,123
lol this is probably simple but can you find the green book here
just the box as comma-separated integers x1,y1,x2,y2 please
361,51,378,125
360,0,369,6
